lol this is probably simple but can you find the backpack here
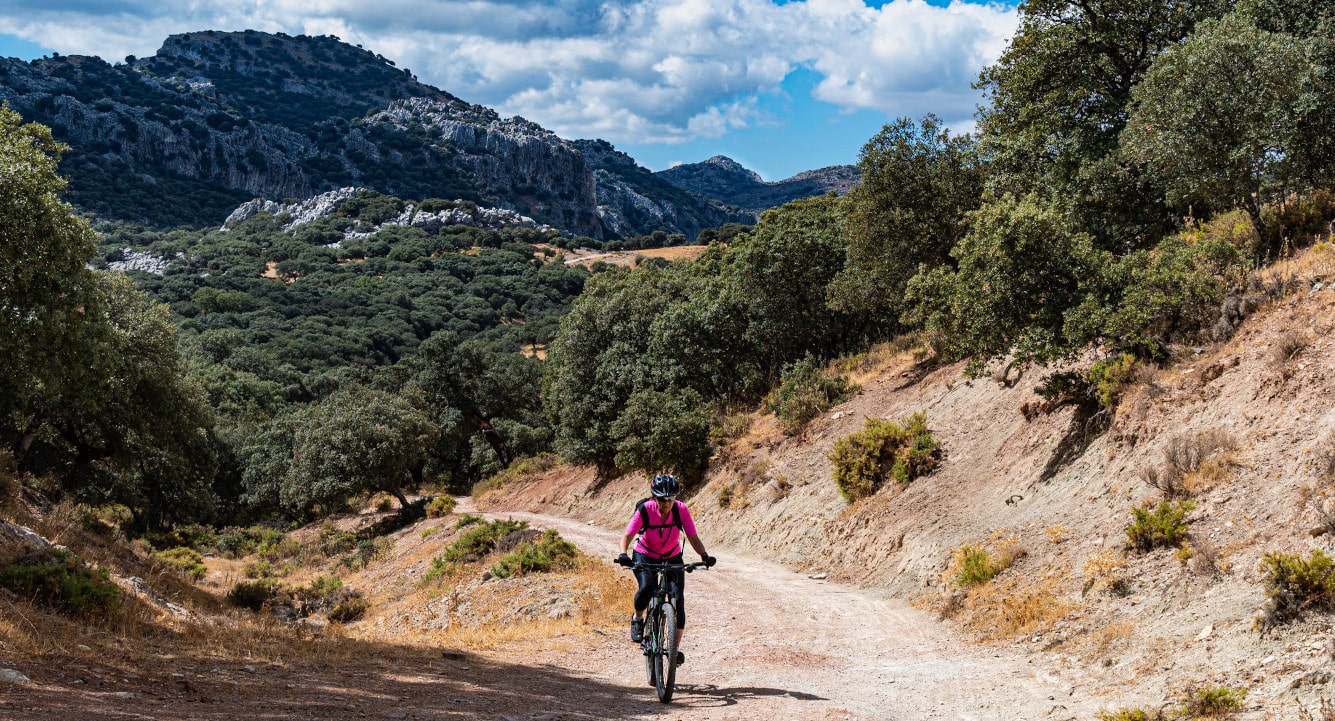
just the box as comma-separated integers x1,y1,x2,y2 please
634,497,683,539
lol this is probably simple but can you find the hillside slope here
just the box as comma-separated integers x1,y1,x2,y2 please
479,244,1335,714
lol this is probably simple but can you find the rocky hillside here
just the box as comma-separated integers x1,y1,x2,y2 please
477,244,1335,713
0,30,749,238
657,155,860,214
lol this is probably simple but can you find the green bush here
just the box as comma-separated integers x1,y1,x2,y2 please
440,519,528,564
338,539,389,570
490,529,579,579
1182,686,1246,717
315,524,358,557
226,579,277,611
766,356,858,436
829,412,941,501
1126,500,1195,553
1095,709,1159,721
1088,353,1138,410
0,549,121,616
214,526,286,558
955,547,999,587
1260,549,1335,627
454,514,484,529
154,546,207,581
425,496,457,518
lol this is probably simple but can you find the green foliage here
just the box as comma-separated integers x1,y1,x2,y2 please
1088,354,1139,410
214,526,286,558
490,529,579,578
1260,549,1335,627
454,514,484,529
0,548,121,616
1181,686,1247,717
829,115,983,318
155,547,208,581
1126,500,1196,553
439,519,528,565
425,496,457,518
829,413,941,502
282,385,438,514
766,356,858,436
1122,14,1319,242
1095,709,1161,721
226,578,278,611
338,538,389,570
955,547,1000,588
611,387,714,484
906,194,1106,372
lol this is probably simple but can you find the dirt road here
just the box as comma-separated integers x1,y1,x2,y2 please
480,506,1101,721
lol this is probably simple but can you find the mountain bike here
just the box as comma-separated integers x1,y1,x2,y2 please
617,559,710,703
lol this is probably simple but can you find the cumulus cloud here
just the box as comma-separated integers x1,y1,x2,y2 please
0,0,1017,145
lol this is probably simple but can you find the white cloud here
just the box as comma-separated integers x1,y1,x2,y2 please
0,0,1018,145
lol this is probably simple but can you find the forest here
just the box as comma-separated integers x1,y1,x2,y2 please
4,0,1335,540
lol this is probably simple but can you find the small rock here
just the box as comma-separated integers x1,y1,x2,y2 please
808,574,827,580
242,664,257,673
76,644,91,651
1197,625,1213,641
382,713,407,719
114,691,138,699
1262,655,1276,665
1291,670,1332,689
0,669,32,685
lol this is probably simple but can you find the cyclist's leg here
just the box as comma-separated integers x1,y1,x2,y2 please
667,554,686,648
632,551,658,621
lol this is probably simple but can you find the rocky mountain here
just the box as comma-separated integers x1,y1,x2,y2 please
657,155,860,214
0,30,753,239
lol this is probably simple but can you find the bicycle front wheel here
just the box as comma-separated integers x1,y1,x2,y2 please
655,602,679,703
644,608,661,687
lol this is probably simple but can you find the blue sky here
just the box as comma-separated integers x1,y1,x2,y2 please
0,0,1018,181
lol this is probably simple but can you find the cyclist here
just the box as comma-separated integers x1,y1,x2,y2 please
616,473,715,664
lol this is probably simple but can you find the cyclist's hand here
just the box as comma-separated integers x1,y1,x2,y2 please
615,553,632,567
702,554,716,568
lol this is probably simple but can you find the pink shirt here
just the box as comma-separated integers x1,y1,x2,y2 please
626,500,697,559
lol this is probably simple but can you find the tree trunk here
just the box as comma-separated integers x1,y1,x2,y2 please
391,486,410,511
477,419,512,468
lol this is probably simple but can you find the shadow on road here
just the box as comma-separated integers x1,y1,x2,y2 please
663,682,828,708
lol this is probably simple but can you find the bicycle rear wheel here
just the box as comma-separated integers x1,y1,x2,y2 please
655,602,679,703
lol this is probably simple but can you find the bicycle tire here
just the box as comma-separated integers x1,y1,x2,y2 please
656,601,679,703
643,608,657,687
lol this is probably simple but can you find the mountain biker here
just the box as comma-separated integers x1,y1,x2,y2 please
615,473,715,664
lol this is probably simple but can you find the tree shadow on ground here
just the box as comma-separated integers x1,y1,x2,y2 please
664,682,829,708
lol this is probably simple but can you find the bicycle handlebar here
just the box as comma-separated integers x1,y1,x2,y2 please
616,559,712,572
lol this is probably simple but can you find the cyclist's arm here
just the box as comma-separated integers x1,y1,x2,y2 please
685,533,708,559
619,532,637,555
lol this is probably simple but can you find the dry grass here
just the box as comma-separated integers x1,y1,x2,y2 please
1139,429,1239,498
1084,549,1130,596
957,571,1078,641
944,530,1026,588
1089,620,1137,658
1047,525,1070,545
830,335,926,387
634,245,709,262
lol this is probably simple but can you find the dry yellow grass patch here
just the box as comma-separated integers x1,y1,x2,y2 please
408,561,633,652
1084,549,1130,595
829,336,928,388
635,245,709,262
1047,525,1071,545
958,571,1078,641
1088,619,1137,658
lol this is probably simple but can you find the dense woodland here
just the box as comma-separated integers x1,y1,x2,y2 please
4,0,1335,539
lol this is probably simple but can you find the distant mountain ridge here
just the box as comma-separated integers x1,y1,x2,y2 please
0,30,839,237
656,155,860,213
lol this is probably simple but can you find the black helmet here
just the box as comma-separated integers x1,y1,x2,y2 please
650,473,681,498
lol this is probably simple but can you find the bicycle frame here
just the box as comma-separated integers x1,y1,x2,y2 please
623,560,708,703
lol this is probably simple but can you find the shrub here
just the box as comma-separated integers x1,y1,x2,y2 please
226,579,277,611
1139,430,1238,498
454,514,484,529
440,519,528,564
1088,353,1138,410
327,596,369,623
949,532,1025,588
338,539,389,570
829,412,941,501
155,547,207,581
717,485,735,509
1181,686,1247,717
1260,549,1335,627
374,497,393,513
315,524,358,557
425,496,457,518
214,526,286,558
0,548,121,616
765,356,858,435
1096,709,1163,721
1126,500,1195,553
490,529,579,578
